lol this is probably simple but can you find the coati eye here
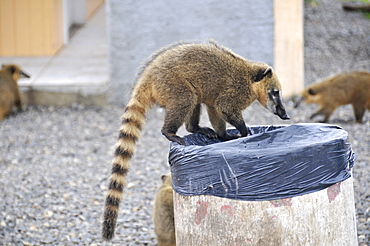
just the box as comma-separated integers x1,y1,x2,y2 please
11,65,16,74
268,89,280,101
308,89,316,95
269,89,279,97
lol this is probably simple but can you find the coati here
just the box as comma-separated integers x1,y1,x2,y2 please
0,64,30,121
102,40,290,240
343,3,370,12
295,71,370,123
153,174,175,246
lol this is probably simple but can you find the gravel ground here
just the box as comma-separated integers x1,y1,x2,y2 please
1,0,370,245
305,0,370,83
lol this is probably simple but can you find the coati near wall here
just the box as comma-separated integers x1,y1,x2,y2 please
343,3,370,12
0,64,30,121
153,174,175,246
295,71,370,123
102,40,290,240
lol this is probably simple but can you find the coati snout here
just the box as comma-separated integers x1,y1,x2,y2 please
254,67,289,120
2,64,30,80
267,89,290,120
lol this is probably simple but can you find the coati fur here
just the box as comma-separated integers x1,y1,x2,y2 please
152,174,175,246
295,71,370,123
343,3,370,12
0,64,30,121
101,40,290,240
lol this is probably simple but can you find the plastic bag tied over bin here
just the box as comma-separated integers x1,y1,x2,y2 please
169,123,355,201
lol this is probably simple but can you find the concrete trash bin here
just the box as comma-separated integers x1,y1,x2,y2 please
169,124,357,246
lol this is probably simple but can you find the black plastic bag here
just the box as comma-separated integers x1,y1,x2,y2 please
169,123,355,201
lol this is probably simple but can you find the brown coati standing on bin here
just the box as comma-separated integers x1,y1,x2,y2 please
0,64,30,121
153,174,176,246
295,71,370,123
102,40,290,240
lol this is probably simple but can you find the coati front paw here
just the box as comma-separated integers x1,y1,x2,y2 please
162,131,186,145
218,126,252,141
195,127,218,139
171,136,186,145
218,132,241,141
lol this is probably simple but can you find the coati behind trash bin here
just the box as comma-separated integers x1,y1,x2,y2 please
102,40,290,240
295,71,370,123
0,64,30,121
153,174,175,246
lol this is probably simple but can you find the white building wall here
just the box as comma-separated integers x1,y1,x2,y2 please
107,0,274,105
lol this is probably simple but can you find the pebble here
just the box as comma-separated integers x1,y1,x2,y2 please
1,100,369,245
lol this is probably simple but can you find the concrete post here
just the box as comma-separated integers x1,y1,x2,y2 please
174,177,357,245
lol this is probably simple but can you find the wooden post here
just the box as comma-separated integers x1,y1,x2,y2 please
86,0,105,20
173,177,357,245
0,0,64,56
274,0,304,97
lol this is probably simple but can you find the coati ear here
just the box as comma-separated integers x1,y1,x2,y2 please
10,65,17,75
161,175,167,182
252,66,273,82
308,88,316,95
263,67,273,76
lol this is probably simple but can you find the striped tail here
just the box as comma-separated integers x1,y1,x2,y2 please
102,95,150,241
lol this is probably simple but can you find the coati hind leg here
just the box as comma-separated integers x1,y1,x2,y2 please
161,99,197,145
14,94,22,111
185,104,218,139
0,109,5,121
352,103,366,123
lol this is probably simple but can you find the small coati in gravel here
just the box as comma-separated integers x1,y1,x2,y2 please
153,174,175,246
295,71,370,123
0,64,30,121
343,3,370,12
102,40,290,240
